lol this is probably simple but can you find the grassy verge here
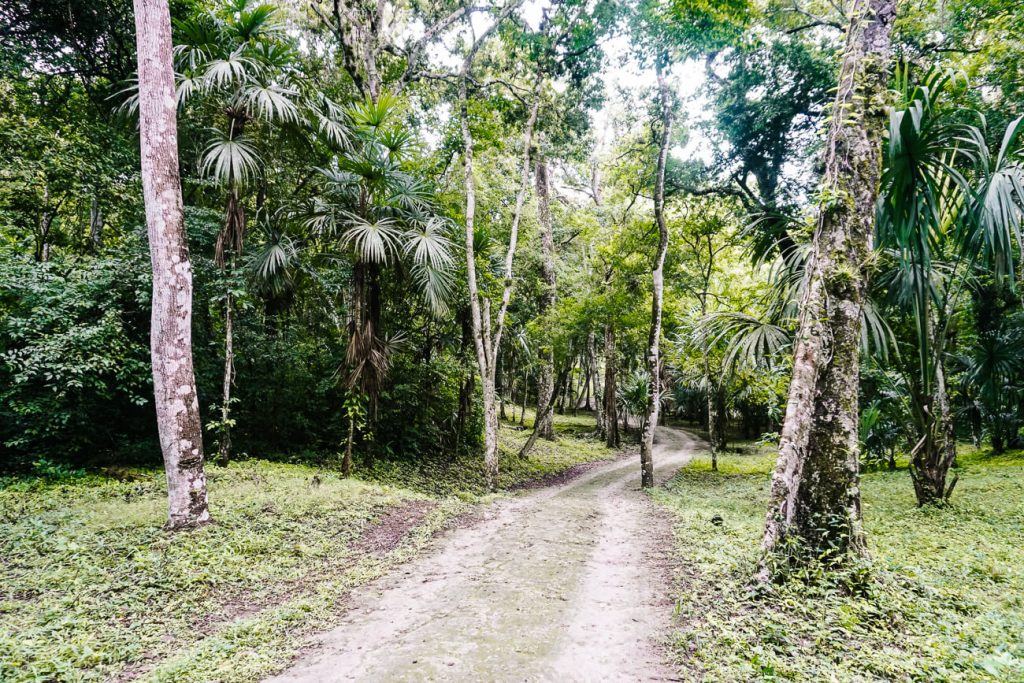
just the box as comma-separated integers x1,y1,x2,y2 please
0,413,615,682
653,440,1024,682
361,410,614,497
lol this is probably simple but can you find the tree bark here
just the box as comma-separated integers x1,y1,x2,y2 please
604,325,619,448
707,386,722,471
460,26,538,487
640,60,673,489
526,153,557,447
590,331,604,434
343,411,355,477
218,289,234,466
133,0,210,528
758,0,896,578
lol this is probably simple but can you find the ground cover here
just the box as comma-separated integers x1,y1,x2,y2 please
654,443,1024,681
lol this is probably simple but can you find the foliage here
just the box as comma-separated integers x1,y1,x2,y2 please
0,245,153,466
654,444,1024,681
0,414,619,681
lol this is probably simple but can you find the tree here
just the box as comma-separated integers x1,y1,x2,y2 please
876,68,1024,504
458,0,538,490
132,0,210,528
639,58,673,489
310,94,456,468
519,150,557,456
169,0,312,464
676,203,735,468
759,0,897,578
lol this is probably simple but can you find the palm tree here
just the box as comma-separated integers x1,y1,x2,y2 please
876,66,1024,504
307,94,455,466
955,324,1024,453
168,0,342,463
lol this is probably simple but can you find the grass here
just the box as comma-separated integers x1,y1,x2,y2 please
0,413,615,682
653,441,1024,682
361,410,615,497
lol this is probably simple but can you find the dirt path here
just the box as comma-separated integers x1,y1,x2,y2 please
266,426,702,682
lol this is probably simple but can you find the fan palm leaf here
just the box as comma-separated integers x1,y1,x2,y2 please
340,215,402,264
201,131,262,186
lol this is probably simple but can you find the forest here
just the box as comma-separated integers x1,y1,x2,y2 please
1,0,1022,680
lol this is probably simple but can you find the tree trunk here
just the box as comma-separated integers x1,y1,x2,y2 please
498,354,507,421
524,154,557,452
89,194,104,249
520,369,529,426
133,0,210,528
343,411,355,477
707,385,722,471
460,38,540,488
910,355,959,504
758,0,896,578
218,289,234,466
640,60,673,490
604,325,619,448
590,331,604,434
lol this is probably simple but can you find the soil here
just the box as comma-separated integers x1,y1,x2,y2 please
265,426,701,682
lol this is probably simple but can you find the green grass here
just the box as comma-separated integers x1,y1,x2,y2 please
359,411,614,497
0,414,615,682
653,442,1024,682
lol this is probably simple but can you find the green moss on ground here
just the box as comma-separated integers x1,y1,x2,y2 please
0,414,615,682
653,443,1024,682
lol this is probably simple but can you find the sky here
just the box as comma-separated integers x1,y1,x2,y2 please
423,0,718,164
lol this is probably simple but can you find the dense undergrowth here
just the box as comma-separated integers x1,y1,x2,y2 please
654,443,1024,682
0,414,614,682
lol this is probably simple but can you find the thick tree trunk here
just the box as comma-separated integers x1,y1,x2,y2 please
133,0,210,528
758,0,896,577
604,325,619,447
640,61,673,489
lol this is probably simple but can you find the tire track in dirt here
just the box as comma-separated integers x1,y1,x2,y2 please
266,426,703,682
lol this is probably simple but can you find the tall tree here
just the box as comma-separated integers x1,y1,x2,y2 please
519,150,557,456
132,0,211,528
876,70,1024,504
639,58,673,489
171,0,308,464
758,0,897,577
459,1,537,489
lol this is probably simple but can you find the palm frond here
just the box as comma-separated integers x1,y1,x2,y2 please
239,81,299,122
200,131,262,185
202,49,258,88
703,311,792,371
403,217,454,269
412,262,454,317
340,214,402,263
348,91,401,129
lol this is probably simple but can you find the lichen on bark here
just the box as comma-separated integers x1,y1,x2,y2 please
758,0,898,580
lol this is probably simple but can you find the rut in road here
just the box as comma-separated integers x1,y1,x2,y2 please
266,425,702,682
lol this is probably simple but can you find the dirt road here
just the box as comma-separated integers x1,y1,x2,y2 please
266,426,702,682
